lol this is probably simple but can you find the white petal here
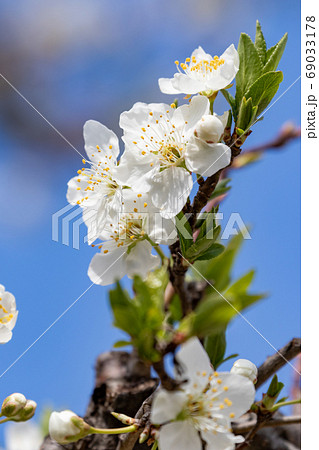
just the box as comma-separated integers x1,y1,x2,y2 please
88,244,127,285
159,421,202,450
0,290,16,313
210,373,255,420
151,389,187,424
120,102,169,136
5,422,43,450
185,140,231,177
0,325,12,344
206,44,239,91
172,95,210,133
126,241,160,279
84,120,119,165
202,428,241,450
171,73,206,95
175,337,212,391
191,46,212,62
115,149,155,192
66,170,103,207
158,77,180,95
149,167,193,219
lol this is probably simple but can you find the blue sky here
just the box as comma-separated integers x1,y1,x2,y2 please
0,0,300,443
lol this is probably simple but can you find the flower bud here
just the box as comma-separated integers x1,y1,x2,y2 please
12,400,37,422
49,410,91,445
111,412,137,425
231,359,258,383
1,393,26,418
195,115,225,143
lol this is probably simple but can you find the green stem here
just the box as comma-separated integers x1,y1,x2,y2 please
151,441,158,450
90,424,138,435
270,398,301,412
0,418,10,425
145,236,167,264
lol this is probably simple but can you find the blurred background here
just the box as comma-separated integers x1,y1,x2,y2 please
0,0,300,444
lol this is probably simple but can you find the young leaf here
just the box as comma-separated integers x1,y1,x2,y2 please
221,90,237,118
204,330,226,368
264,33,288,74
176,211,193,256
254,20,267,64
194,233,244,291
244,71,283,115
195,243,225,261
210,178,232,200
235,33,263,106
237,97,258,131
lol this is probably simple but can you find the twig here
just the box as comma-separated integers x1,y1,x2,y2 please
233,415,301,434
243,122,300,154
116,394,154,450
256,338,301,389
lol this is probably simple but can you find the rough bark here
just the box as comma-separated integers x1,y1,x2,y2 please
40,351,158,450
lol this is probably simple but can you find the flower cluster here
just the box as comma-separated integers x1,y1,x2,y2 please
151,339,256,450
67,44,239,286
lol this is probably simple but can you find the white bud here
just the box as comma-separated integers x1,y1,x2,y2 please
1,393,27,417
12,399,37,422
231,359,258,383
49,410,90,445
195,114,225,143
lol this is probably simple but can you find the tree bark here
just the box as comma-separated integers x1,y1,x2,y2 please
40,351,158,450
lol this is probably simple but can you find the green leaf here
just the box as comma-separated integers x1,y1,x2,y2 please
219,353,239,365
204,330,226,368
194,233,244,291
244,71,283,116
237,97,258,131
110,282,140,336
221,90,237,118
235,33,263,107
113,340,132,348
210,178,231,200
176,211,193,256
264,33,288,73
195,243,225,261
185,215,222,262
254,20,267,64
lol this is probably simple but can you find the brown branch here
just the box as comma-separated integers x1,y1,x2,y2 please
244,122,300,154
116,394,154,450
233,415,301,435
255,338,301,389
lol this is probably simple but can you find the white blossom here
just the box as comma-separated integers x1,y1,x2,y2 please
231,359,258,384
88,190,176,286
116,96,230,218
67,120,123,244
151,338,255,450
49,410,88,445
0,285,18,344
159,44,239,95
5,422,43,450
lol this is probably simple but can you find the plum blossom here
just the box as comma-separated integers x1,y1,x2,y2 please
4,422,43,450
151,338,255,450
67,120,124,244
49,410,90,445
159,44,239,95
0,285,18,344
88,190,176,286
116,96,231,218
231,359,258,384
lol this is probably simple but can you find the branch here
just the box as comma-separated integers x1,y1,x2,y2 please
255,338,301,389
243,122,300,154
116,394,154,450
233,415,301,434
